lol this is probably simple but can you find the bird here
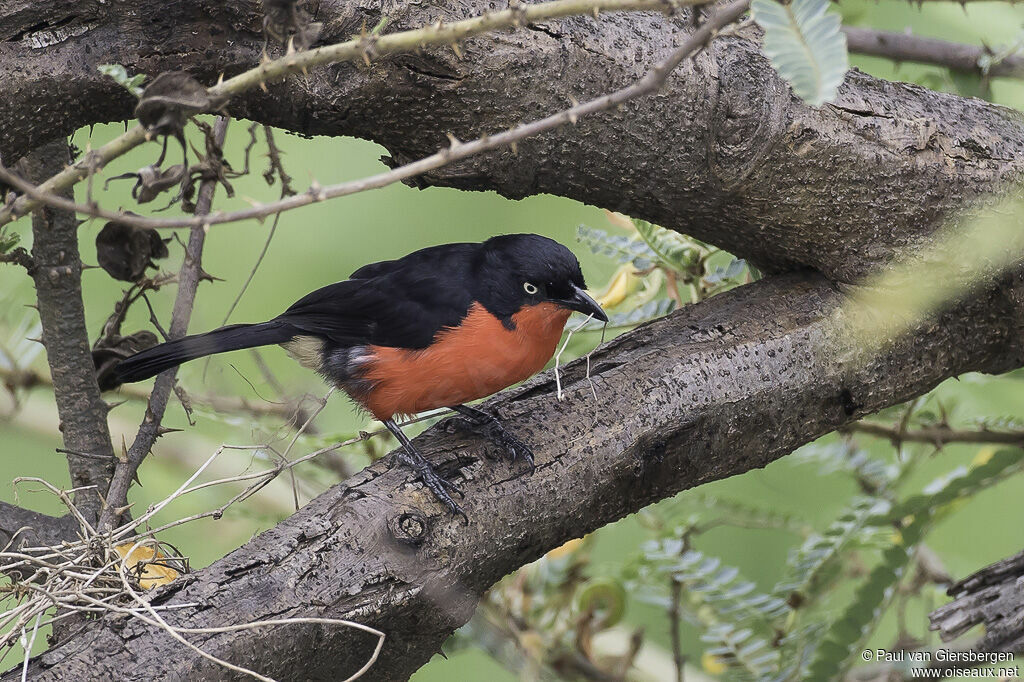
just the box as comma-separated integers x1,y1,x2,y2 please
108,233,608,515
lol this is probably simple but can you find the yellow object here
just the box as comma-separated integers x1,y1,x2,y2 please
971,446,996,467
114,543,180,590
546,537,584,559
603,210,636,232
702,651,728,675
595,266,635,309
890,528,904,546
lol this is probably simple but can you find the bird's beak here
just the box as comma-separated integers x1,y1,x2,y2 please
557,284,609,322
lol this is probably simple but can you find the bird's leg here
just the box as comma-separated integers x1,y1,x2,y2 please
383,419,466,519
449,404,535,470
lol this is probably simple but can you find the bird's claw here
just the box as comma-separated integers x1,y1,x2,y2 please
416,463,468,520
446,415,535,470
492,429,535,470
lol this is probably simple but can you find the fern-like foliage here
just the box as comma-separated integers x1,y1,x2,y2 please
633,541,789,677
576,225,656,268
660,491,812,535
631,219,703,274
793,441,896,494
751,0,848,106
802,513,928,681
702,624,781,679
803,448,1024,680
705,258,749,285
775,496,891,603
642,543,790,627
883,447,1024,522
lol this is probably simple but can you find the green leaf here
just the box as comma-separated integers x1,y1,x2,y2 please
576,225,656,269
0,229,20,254
98,64,148,98
632,219,703,274
751,0,848,106
775,496,890,603
801,514,928,681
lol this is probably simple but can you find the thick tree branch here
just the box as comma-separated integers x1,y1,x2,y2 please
0,0,749,233
0,0,698,226
0,502,78,556
20,140,115,524
2,1,1024,282
12,272,1023,681
844,27,1024,79
930,549,1024,652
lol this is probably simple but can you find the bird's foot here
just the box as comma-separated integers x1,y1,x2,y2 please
418,463,467,521
447,405,535,471
397,452,467,521
385,418,467,521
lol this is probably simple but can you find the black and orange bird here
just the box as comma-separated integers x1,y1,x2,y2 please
110,234,607,514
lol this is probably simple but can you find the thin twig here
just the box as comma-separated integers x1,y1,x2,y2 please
0,248,34,273
0,0,699,227
0,0,743,233
843,421,1024,448
98,116,231,530
0,364,305,422
669,578,685,682
844,27,1024,79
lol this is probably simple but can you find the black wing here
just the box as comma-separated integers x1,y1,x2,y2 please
349,242,475,279
275,242,480,349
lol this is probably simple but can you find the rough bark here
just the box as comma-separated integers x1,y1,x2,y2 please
931,550,1024,653
3,1,1024,679
9,272,1023,681
2,0,1024,284
21,140,116,524
0,503,78,558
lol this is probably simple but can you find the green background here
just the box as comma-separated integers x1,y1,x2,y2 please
2,0,1023,677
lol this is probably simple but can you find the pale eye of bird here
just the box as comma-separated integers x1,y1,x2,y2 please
523,281,539,295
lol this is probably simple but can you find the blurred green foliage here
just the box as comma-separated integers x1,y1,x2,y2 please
3,0,1024,678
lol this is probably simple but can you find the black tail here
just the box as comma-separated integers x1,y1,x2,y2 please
111,321,295,386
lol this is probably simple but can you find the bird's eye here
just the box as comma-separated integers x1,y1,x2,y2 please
523,281,539,295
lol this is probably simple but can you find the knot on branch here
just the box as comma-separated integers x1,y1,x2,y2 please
388,511,429,547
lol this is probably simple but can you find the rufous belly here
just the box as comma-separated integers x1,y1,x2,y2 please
359,302,571,421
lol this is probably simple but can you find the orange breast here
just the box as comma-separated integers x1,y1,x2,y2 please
359,302,571,421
